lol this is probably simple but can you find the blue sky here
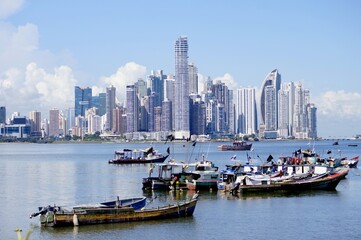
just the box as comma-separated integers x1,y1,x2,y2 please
0,0,360,138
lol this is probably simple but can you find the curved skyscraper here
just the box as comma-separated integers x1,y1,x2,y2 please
174,36,190,139
259,69,281,131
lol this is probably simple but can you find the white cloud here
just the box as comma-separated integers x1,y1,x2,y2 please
315,90,361,138
0,0,24,19
214,73,239,90
100,62,147,103
0,63,77,115
315,90,361,119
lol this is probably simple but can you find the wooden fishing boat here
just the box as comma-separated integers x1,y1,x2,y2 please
186,158,220,190
31,194,199,227
341,156,359,168
218,141,252,151
142,161,195,190
233,167,349,193
31,197,147,219
109,147,169,164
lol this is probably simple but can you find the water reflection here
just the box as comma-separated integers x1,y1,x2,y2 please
219,189,339,200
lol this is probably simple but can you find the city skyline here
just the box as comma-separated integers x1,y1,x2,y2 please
0,0,360,138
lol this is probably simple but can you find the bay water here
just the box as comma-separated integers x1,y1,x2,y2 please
0,140,360,240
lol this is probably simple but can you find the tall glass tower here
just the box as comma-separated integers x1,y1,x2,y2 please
0,106,6,124
174,36,190,139
259,69,281,129
74,86,92,117
106,85,116,131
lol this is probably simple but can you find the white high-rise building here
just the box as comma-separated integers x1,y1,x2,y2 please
306,103,317,139
259,69,281,128
106,85,116,131
294,82,307,136
174,36,190,139
265,86,277,131
278,87,289,138
236,87,257,135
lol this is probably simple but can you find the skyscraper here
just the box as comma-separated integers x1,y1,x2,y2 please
106,85,116,131
29,111,41,133
236,87,257,135
49,109,59,137
259,69,281,128
126,85,139,133
306,103,317,139
0,106,6,124
189,63,198,95
75,86,92,117
147,70,165,107
174,36,190,139
161,99,172,131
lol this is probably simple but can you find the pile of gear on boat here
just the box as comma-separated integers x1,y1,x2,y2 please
142,148,358,193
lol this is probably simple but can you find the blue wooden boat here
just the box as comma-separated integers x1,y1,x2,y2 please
31,196,147,219
31,194,199,227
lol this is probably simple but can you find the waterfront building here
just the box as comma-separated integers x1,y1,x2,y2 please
0,106,5,124
112,106,126,134
0,124,31,138
228,90,236,134
91,93,107,116
74,86,92,117
146,93,157,132
190,96,206,135
41,118,49,136
11,115,26,125
163,77,175,130
174,36,190,139
293,82,307,136
126,85,139,133
189,63,198,95
205,99,216,134
28,111,41,134
212,81,233,134
73,115,86,137
59,111,67,136
86,107,102,134
306,103,317,139
147,70,165,107
49,109,60,137
264,85,277,131
215,103,226,133
106,85,116,131
67,108,75,133
154,106,162,132
140,96,149,132
278,87,289,138
259,69,281,131
161,99,172,132
203,76,213,93
135,78,148,100
236,87,257,135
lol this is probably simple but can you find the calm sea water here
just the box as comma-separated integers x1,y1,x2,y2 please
0,140,360,240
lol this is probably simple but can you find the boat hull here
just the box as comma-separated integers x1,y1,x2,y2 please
238,168,349,193
109,155,169,164
41,199,197,227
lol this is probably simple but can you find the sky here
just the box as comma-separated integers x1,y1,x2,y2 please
0,0,360,138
